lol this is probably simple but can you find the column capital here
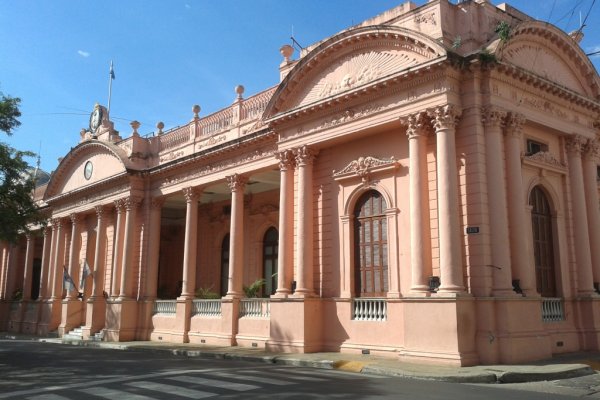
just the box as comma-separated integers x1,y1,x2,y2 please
182,187,200,203
43,225,52,237
25,232,33,241
429,104,461,131
151,197,165,209
404,112,431,140
504,112,526,138
275,149,295,171
94,205,106,218
583,138,600,161
294,145,318,166
122,197,142,212
565,134,587,155
51,217,64,229
114,198,126,213
481,105,507,128
227,173,248,192
69,213,80,225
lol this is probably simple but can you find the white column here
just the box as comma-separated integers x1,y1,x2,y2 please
406,113,433,293
275,150,294,297
504,113,536,295
180,187,199,299
582,139,600,289
119,197,140,299
38,226,52,300
565,135,595,296
67,214,80,299
111,200,124,297
226,174,247,297
482,106,515,296
431,105,465,294
145,198,163,299
51,218,66,300
0,242,8,299
22,233,36,300
91,206,106,299
293,145,318,297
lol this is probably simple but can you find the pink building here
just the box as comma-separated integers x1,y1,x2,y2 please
1,0,600,366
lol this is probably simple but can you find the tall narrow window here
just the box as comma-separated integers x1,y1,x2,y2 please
220,234,230,296
263,227,278,296
354,190,388,297
530,186,557,297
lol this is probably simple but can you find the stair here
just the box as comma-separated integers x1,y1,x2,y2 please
62,326,83,341
91,330,104,342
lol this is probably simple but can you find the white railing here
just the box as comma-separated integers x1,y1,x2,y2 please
200,107,234,136
542,298,564,322
240,87,275,121
352,298,387,321
152,300,177,315
239,299,270,318
158,125,191,152
192,299,222,317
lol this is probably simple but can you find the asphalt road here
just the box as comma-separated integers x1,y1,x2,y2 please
0,340,591,399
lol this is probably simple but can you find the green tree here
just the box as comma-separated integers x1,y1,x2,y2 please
0,90,43,243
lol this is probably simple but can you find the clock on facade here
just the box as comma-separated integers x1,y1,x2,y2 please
89,105,103,134
84,161,93,180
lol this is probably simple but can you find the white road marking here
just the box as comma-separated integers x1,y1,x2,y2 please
168,375,259,391
126,381,216,399
244,369,327,382
78,387,157,400
207,371,293,386
27,395,70,400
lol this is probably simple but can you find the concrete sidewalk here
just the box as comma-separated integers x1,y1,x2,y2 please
1,332,596,384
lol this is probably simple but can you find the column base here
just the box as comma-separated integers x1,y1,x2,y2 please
58,299,84,336
266,298,323,353
82,296,107,340
104,298,138,341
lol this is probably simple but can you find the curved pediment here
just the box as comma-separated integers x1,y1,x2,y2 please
264,26,447,120
45,141,133,199
490,21,600,99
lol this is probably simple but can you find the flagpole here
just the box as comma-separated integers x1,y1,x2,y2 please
107,60,114,115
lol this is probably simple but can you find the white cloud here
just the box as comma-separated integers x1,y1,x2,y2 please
77,50,90,58
587,45,600,58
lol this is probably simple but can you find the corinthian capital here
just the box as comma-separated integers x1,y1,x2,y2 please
565,134,587,155
481,106,507,128
226,173,248,192
583,138,600,161
504,112,525,138
182,187,200,203
404,112,430,140
294,145,318,166
275,149,295,171
429,105,461,132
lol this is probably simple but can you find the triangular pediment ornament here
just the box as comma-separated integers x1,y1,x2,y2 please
522,151,566,173
333,156,400,184
264,26,447,120
490,21,600,99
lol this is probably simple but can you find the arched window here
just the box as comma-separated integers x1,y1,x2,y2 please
263,227,278,296
530,186,557,297
354,190,388,297
220,234,230,296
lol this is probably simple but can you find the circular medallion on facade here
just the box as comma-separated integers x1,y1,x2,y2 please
89,105,103,134
84,161,93,180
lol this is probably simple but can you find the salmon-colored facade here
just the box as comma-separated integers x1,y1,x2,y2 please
1,0,600,366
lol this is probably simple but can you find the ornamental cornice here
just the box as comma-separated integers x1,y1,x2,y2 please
522,151,566,172
45,173,131,210
156,144,276,191
494,63,600,113
333,156,401,185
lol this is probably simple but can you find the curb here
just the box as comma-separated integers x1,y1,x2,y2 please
3,335,598,384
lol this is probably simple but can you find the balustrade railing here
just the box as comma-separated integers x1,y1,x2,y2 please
192,299,222,317
239,299,270,318
352,298,387,321
152,300,177,315
541,298,564,322
240,87,275,121
158,125,191,152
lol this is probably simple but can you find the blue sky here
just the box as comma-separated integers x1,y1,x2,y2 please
1,0,599,173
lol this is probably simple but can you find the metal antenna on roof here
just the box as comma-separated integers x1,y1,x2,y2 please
290,24,304,51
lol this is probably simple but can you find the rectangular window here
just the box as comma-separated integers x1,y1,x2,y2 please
526,139,548,155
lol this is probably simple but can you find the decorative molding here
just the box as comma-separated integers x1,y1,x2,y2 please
584,138,600,160
333,156,400,185
159,150,184,163
251,203,279,216
150,197,165,209
523,151,566,171
414,11,437,25
294,103,386,138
